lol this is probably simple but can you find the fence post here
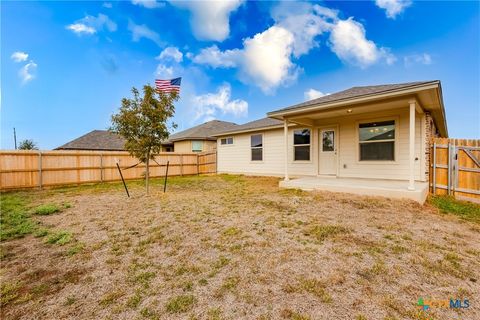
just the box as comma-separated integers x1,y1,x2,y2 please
432,142,436,194
197,154,200,175
38,151,43,189
100,154,104,183
180,154,184,176
447,142,451,195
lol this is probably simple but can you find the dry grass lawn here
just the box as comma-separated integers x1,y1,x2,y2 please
1,175,479,320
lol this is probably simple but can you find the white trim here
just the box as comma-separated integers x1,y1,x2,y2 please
355,116,400,164
268,82,440,117
250,133,264,163
292,128,313,162
408,101,416,190
318,125,339,176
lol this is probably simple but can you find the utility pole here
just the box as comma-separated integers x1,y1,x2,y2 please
13,127,17,150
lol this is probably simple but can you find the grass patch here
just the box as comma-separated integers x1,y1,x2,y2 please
1,281,21,306
67,242,85,256
222,226,242,237
284,278,331,303
34,203,60,215
165,294,196,313
429,195,480,223
45,231,73,245
303,224,349,243
99,290,124,306
0,194,36,241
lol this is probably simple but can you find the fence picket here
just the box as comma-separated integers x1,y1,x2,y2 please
0,150,216,190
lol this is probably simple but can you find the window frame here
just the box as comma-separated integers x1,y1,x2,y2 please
356,117,399,164
293,128,312,162
250,133,263,162
220,137,234,146
191,140,203,152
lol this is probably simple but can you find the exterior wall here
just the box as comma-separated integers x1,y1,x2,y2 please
424,112,439,180
173,140,216,153
217,107,426,181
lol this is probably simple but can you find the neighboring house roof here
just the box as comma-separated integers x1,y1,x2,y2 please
269,81,438,115
168,120,238,142
56,130,126,151
213,118,284,136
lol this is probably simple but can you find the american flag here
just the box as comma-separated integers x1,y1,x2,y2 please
155,77,181,94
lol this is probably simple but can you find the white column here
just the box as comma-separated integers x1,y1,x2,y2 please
408,100,416,191
284,119,289,181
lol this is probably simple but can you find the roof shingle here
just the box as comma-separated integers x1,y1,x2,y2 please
56,130,126,151
214,117,283,136
269,81,438,114
168,120,238,141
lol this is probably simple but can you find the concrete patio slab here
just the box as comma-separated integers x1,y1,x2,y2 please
279,176,429,204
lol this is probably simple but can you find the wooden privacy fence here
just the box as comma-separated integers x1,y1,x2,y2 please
0,150,216,190
430,138,480,201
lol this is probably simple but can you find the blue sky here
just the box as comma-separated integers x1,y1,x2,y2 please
2,0,479,149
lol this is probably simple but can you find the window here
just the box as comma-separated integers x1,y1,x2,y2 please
322,130,335,152
192,141,203,152
220,137,234,145
359,120,395,161
251,134,263,161
294,129,310,161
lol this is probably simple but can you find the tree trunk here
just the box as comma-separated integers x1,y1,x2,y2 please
145,152,150,194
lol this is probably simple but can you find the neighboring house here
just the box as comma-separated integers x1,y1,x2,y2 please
56,130,127,151
164,120,238,152
56,120,238,153
214,81,447,203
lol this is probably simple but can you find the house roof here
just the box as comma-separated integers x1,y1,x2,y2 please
215,81,447,137
168,120,238,142
268,81,439,115
56,130,126,151
213,117,284,136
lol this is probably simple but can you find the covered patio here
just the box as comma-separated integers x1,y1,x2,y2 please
279,176,429,203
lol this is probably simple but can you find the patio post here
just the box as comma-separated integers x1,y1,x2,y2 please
284,118,289,181
408,100,416,191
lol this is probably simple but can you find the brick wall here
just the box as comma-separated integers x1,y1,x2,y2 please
424,112,438,181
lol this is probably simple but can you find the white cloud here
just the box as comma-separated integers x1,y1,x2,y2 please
375,0,412,19
241,26,299,93
272,2,337,57
157,47,183,62
155,64,174,78
67,23,96,35
103,2,112,8
128,20,161,45
11,51,29,62
132,0,164,9
192,45,240,68
192,2,394,92
66,13,117,35
171,0,243,41
329,18,395,68
19,60,37,84
304,89,329,101
404,53,432,66
192,84,248,122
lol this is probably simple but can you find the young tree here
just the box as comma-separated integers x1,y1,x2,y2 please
110,84,178,194
18,139,38,150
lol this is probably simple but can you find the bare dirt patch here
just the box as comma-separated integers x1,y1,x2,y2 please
1,175,479,319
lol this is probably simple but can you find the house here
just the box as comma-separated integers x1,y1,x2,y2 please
163,120,238,152
56,130,127,151
214,81,448,203
56,120,238,153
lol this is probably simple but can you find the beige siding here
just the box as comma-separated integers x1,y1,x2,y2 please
217,107,426,181
173,140,216,153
